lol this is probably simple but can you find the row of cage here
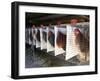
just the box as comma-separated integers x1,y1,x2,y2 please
25,22,89,62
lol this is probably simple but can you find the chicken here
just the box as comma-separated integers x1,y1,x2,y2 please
36,29,40,42
56,31,66,50
73,28,89,62
29,29,33,42
48,31,55,47
43,31,47,42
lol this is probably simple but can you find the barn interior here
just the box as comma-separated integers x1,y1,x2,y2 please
26,12,89,27
25,12,89,68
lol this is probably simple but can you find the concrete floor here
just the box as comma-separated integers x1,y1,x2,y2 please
25,45,89,68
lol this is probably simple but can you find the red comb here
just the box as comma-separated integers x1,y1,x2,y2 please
74,29,80,32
